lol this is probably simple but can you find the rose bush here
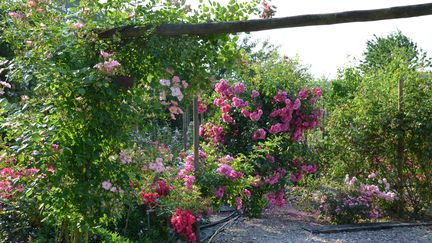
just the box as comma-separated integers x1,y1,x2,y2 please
197,79,323,216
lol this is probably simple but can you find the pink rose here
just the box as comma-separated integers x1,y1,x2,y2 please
232,97,245,108
298,88,308,100
233,83,245,94
290,172,303,183
221,104,231,113
172,76,181,84
73,21,85,29
213,98,225,107
313,87,322,97
269,123,283,134
251,90,260,99
252,128,266,140
249,109,263,122
215,79,229,94
274,90,287,102
241,109,250,118
222,113,233,123
292,98,301,110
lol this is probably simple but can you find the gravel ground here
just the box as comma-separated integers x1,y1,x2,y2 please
211,206,432,243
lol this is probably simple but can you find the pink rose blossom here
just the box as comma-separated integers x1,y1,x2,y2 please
269,123,283,134
215,79,229,94
213,98,225,107
274,90,287,102
8,12,25,19
241,108,250,118
182,80,188,88
222,113,233,123
252,128,266,140
290,172,303,183
233,83,245,94
313,87,323,97
172,76,181,84
235,197,243,210
221,104,231,113
249,109,263,122
232,97,246,108
242,189,251,199
73,21,85,29
100,51,113,59
298,88,308,100
251,90,260,99
292,98,301,110
214,186,225,199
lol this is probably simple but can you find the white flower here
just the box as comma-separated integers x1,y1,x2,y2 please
160,79,171,86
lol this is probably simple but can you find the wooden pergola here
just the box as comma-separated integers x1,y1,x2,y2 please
99,2,432,169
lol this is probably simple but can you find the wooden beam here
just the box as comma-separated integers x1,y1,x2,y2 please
99,3,432,38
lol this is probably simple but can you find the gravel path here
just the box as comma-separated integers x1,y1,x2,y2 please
211,206,432,243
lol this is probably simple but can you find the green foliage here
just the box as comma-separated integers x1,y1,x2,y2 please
322,32,432,216
0,0,261,241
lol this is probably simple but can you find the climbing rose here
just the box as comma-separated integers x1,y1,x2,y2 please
73,21,84,29
171,208,197,242
241,108,250,118
160,79,171,86
51,144,59,152
94,60,121,74
251,90,260,99
182,80,189,88
249,109,263,122
100,51,113,59
222,113,233,123
140,192,159,205
243,189,251,199
221,104,231,113
172,76,181,84
101,181,112,190
214,186,225,199
252,128,266,140
233,82,245,94
184,175,195,192
260,0,276,19
368,172,376,179
198,100,207,114
298,88,308,100
313,87,323,97
235,197,243,210
8,12,25,19
290,172,303,183
274,91,287,102
302,164,317,174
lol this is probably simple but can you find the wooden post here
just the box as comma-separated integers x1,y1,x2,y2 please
193,97,200,170
396,79,405,211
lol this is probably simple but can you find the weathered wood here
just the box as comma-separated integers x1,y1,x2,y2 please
302,221,432,234
99,3,432,38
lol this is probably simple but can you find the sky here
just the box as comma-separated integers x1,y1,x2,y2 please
249,0,432,78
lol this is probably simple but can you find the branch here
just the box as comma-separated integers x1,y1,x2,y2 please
99,3,432,38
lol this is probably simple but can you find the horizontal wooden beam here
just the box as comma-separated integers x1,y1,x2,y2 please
99,3,432,38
